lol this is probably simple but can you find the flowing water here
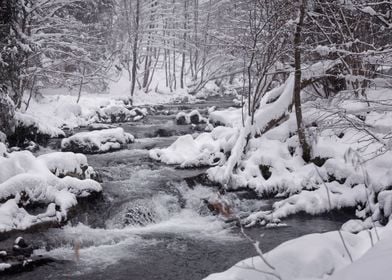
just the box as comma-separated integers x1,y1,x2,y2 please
2,96,353,280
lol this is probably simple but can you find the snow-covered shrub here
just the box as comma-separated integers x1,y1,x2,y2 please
61,127,134,154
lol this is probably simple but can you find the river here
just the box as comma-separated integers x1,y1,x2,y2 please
3,96,352,280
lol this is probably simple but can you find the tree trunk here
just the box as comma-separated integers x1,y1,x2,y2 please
293,0,311,162
130,0,141,105
76,66,86,104
180,0,188,89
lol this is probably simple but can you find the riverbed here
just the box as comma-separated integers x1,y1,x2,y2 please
3,96,352,280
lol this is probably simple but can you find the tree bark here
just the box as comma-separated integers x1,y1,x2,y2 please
130,0,141,105
293,0,311,162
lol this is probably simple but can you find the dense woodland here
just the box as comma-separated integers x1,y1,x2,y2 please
1,0,391,158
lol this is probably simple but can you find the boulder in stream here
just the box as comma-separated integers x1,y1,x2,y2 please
175,110,207,125
61,127,134,154
92,104,148,123
0,237,55,275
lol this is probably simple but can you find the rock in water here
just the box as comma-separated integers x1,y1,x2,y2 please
12,237,33,257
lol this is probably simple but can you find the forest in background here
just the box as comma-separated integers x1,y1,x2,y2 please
1,1,392,279
0,0,391,159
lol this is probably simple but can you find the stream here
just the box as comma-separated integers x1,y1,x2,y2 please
2,95,353,280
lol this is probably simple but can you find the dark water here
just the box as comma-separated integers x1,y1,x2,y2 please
3,96,352,280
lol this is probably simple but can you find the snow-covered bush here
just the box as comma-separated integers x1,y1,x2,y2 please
61,127,134,154
0,149,102,232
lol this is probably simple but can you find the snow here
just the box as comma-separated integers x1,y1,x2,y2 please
91,103,148,123
24,75,198,133
14,111,65,138
61,128,134,154
38,152,93,179
0,262,11,271
328,229,392,280
209,108,243,127
0,149,101,232
150,126,237,167
0,143,6,156
149,133,225,167
148,73,392,230
205,224,392,280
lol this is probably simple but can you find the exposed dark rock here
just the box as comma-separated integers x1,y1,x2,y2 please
288,146,295,156
12,237,33,257
337,132,345,139
190,113,200,124
0,237,57,275
176,115,187,125
184,173,216,188
311,156,328,167
8,125,50,147
259,165,272,180
153,128,177,137
327,173,347,184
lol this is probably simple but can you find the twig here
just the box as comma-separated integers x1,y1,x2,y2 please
314,167,353,263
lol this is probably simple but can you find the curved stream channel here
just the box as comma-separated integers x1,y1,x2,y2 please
5,96,352,280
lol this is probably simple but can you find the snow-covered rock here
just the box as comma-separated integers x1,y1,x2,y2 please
209,108,243,127
0,149,102,233
38,152,97,180
175,110,207,125
92,104,148,123
14,112,65,138
149,127,236,167
8,112,65,147
61,127,134,154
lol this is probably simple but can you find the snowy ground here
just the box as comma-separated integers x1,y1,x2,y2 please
204,223,391,280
